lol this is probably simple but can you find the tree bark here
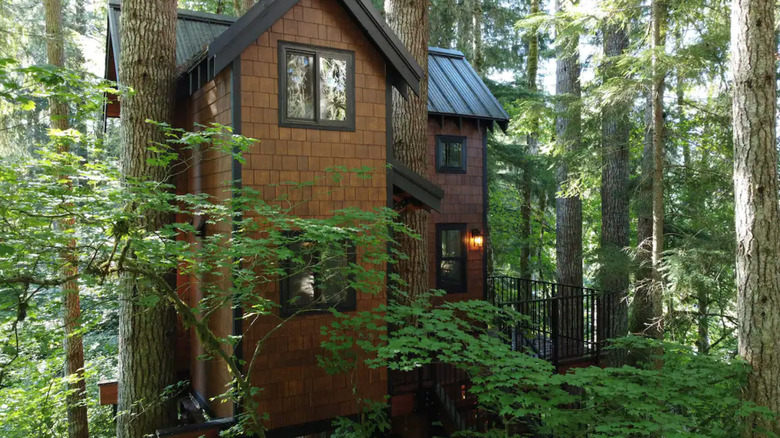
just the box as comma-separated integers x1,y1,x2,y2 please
457,0,474,61
630,93,662,338
385,0,429,302
519,0,539,280
650,0,667,321
599,20,630,343
45,0,89,437
554,0,583,355
731,0,780,432
116,1,178,437
472,0,484,75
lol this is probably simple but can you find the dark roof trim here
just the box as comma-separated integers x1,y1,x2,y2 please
207,0,295,72
205,0,422,96
389,159,444,212
427,46,510,131
156,417,235,437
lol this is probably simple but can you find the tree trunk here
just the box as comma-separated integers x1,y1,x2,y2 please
732,0,780,432
116,0,178,437
599,20,630,343
457,0,474,61
472,0,484,75
384,0,429,302
45,1,89,437
554,0,583,356
519,0,539,280
630,93,662,338
650,0,666,332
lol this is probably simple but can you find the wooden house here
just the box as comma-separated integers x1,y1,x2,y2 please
104,0,509,436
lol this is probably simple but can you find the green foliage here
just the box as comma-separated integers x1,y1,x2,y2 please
322,290,770,437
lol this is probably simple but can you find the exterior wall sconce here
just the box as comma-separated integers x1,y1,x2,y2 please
470,228,483,250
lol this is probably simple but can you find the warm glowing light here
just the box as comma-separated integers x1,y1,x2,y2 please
470,229,483,250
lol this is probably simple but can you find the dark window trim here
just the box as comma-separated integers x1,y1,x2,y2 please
435,135,467,173
436,223,468,293
279,232,357,316
278,41,356,132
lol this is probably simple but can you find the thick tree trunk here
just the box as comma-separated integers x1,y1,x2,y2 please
472,0,484,75
554,0,583,356
630,93,662,338
519,0,539,280
731,0,780,432
116,1,178,437
385,0,429,301
599,21,630,343
650,0,667,320
45,1,89,437
457,0,474,61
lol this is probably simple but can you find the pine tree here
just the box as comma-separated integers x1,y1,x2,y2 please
554,0,583,354
44,0,89,436
650,0,667,333
519,0,539,280
731,0,780,432
116,0,178,436
599,17,630,343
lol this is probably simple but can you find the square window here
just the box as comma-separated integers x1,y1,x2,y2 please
436,135,467,173
279,42,355,131
436,224,467,293
280,236,357,315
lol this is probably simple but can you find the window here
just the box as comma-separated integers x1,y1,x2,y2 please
279,42,355,131
436,224,467,293
280,236,357,315
435,135,467,173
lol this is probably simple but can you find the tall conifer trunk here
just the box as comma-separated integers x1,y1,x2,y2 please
731,0,780,432
631,94,662,338
519,0,539,280
650,0,667,330
600,20,629,342
384,0,430,302
554,0,583,355
116,1,178,437
45,0,89,436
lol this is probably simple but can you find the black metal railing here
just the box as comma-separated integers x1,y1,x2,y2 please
488,276,619,365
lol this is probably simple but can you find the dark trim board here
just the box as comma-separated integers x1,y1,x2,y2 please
156,418,236,437
205,0,422,95
482,125,489,301
266,415,357,438
389,159,444,212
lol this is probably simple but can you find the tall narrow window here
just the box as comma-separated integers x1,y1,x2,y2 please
436,223,467,293
436,135,467,173
279,42,355,130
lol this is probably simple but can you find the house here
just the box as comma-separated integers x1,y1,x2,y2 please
103,0,509,436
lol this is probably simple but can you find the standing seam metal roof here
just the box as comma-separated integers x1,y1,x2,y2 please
427,47,510,127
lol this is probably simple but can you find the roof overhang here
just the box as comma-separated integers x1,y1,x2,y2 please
389,159,444,212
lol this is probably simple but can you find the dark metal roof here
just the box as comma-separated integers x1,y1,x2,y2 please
428,47,510,130
107,0,235,70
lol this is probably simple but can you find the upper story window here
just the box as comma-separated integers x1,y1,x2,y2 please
436,223,467,293
280,235,357,315
279,42,355,131
435,135,467,173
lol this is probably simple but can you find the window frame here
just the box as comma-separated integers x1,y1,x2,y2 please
278,41,356,132
436,223,468,293
435,135,468,174
279,234,358,316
